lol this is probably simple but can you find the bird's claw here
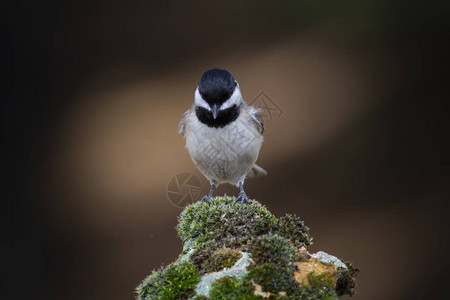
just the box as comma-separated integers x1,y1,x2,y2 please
201,195,211,203
236,191,248,204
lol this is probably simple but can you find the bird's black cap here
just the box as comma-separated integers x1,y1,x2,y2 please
198,69,237,105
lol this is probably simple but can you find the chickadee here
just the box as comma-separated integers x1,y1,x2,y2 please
179,68,267,203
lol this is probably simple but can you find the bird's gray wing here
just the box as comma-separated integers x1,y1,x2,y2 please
246,106,267,179
178,109,190,135
249,106,264,134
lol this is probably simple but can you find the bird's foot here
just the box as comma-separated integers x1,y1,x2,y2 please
236,191,248,204
201,195,212,203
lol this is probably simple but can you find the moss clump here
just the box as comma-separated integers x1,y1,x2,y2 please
191,246,242,275
177,197,279,246
246,234,295,266
137,196,358,300
276,214,313,247
246,263,297,294
136,261,200,300
307,272,336,288
209,276,261,300
177,197,312,250
289,286,339,300
336,262,359,297
244,234,297,294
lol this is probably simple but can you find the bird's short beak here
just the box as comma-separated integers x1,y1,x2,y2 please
212,104,219,119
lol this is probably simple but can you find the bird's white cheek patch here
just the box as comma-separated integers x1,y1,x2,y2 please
220,87,242,110
195,88,211,110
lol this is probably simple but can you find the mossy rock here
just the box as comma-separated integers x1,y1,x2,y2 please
137,196,358,300
137,260,201,300
191,246,243,275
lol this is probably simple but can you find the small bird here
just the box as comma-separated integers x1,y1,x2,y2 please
179,68,267,203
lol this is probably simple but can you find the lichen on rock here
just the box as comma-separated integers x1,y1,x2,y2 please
136,196,358,299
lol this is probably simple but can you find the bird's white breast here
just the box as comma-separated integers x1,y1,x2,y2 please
184,110,263,186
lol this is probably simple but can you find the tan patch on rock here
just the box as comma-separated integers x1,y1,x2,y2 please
294,246,311,262
252,282,271,298
294,257,338,287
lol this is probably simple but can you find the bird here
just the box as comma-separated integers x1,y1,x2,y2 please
179,68,267,203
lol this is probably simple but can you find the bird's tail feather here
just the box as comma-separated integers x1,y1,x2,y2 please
246,164,267,179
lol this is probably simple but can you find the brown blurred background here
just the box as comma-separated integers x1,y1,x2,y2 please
1,1,449,299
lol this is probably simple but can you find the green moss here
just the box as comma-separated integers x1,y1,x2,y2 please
209,275,339,300
138,197,357,300
289,286,339,300
307,272,335,288
335,262,359,297
246,264,296,294
246,234,294,266
275,214,313,247
176,198,317,298
136,261,201,300
244,234,296,294
191,246,242,275
177,197,311,251
212,249,242,269
209,277,261,300
177,196,278,246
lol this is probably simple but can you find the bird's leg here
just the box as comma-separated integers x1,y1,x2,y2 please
201,182,215,203
236,180,248,203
